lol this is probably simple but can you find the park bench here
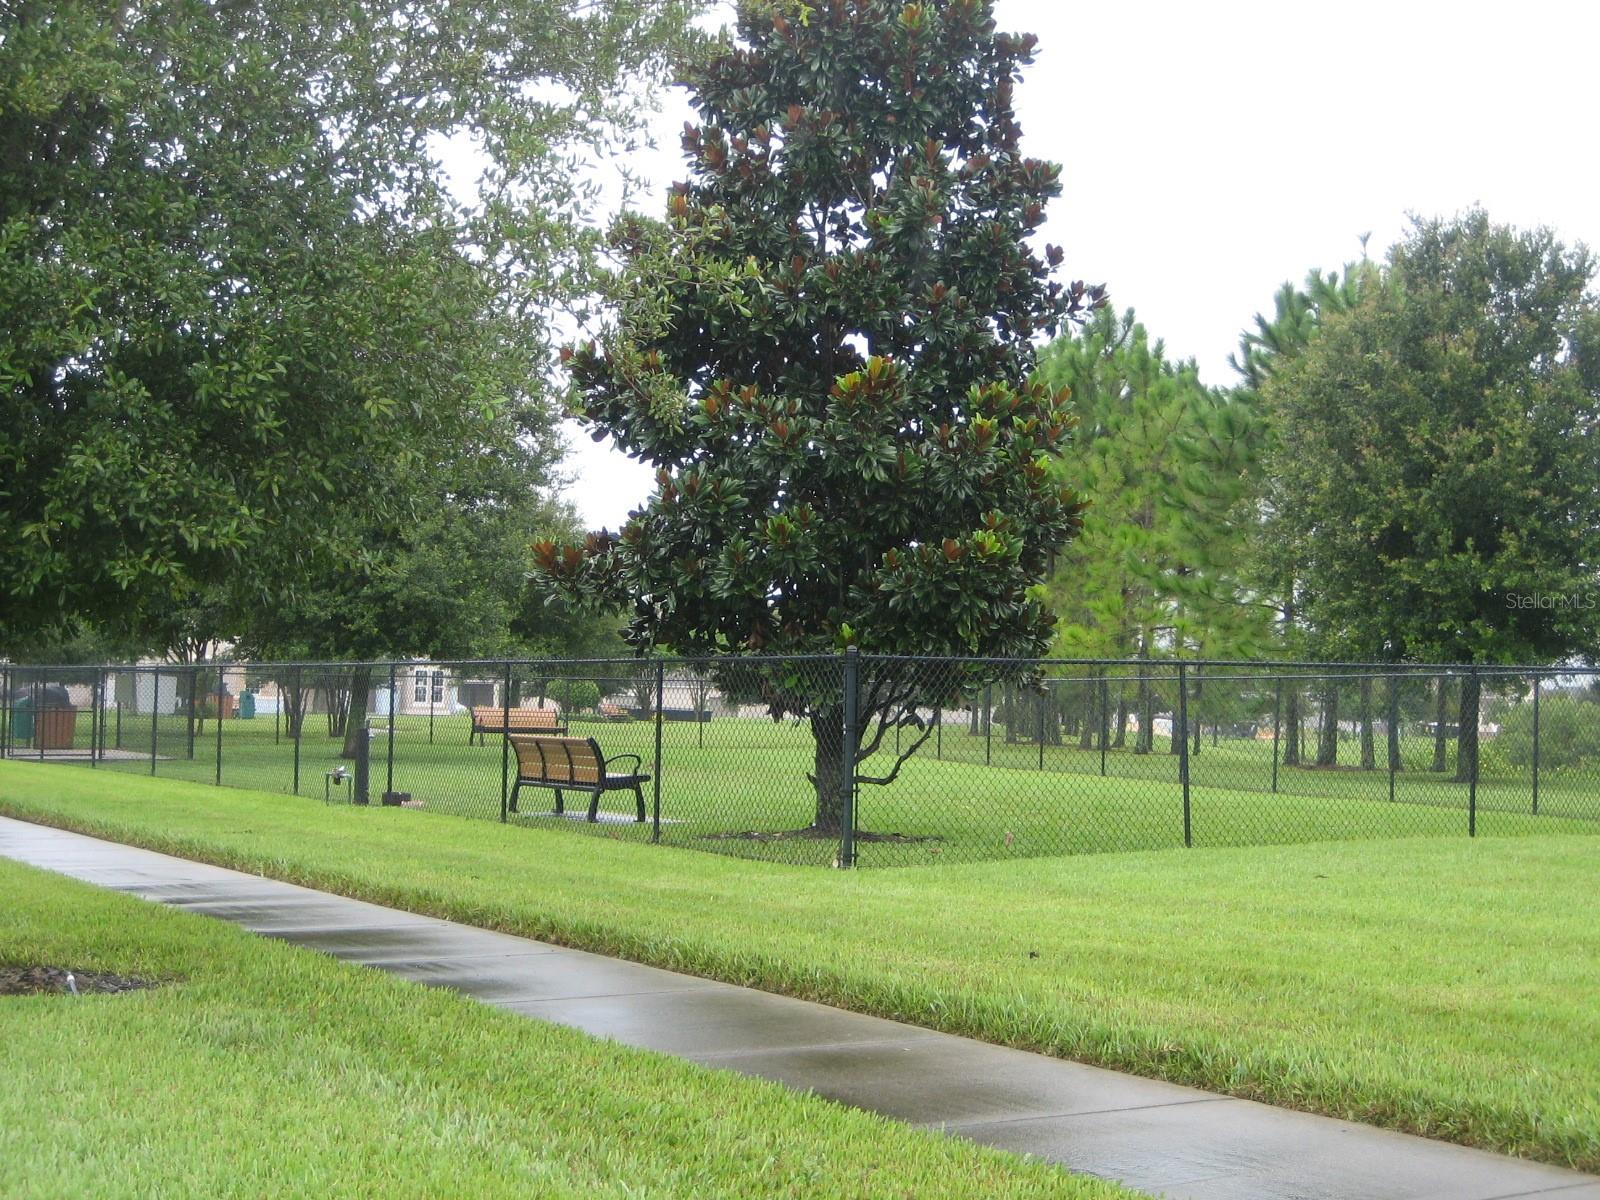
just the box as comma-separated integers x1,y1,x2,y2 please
508,735,650,823
597,703,631,721
469,705,566,745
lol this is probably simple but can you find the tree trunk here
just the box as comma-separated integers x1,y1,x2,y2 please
1077,686,1095,749
1282,683,1301,766
283,677,307,739
1191,673,1202,758
808,707,847,833
339,664,373,760
1454,671,1479,784
325,683,351,739
1431,677,1449,772
1135,672,1153,754
1387,677,1402,773
1315,679,1339,766
1359,676,1375,770
1113,692,1128,748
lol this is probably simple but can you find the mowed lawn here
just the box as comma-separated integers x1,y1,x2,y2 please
51,707,1600,866
3,760,1598,1172
0,856,1135,1200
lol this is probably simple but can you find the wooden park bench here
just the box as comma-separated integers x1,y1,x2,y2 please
597,703,631,721
469,705,567,745
508,735,650,823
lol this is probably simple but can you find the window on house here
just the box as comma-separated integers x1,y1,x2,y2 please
413,670,429,704
430,671,444,703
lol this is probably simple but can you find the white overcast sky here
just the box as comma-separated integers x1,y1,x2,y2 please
558,0,1600,530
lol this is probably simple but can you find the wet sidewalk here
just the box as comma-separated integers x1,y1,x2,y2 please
3,815,1595,1200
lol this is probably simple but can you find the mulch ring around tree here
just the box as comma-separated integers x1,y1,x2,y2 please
701,827,941,845
0,965,159,997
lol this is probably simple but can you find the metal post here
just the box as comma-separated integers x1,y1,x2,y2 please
936,707,943,759
1271,677,1281,793
150,670,160,775
983,684,992,765
214,665,225,786
1178,662,1191,847
36,678,43,761
114,672,123,751
386,662,396,798
839,647,860,868
1531,674,1541,816
500,662,512,823
428,672,435,745
292,667,302,796
652,661,665,843
0,665,9,758
1468,665,1478,837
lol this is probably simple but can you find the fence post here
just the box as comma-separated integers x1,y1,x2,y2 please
150,670,160,775
386,662,396,799
1270,676,1282,793
839,647,860,869
652,661,665,843
113,670,123,751
214,665,225,786
1,664,9,759
292,667,302,795
36,677,44,760
935,706,943,760
1178,662,1191,847
500,661,512,823
1467,665,1478,837
1531,674,1541,816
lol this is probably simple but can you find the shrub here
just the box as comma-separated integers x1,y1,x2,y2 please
1495,695,1600,770
543,679,600,713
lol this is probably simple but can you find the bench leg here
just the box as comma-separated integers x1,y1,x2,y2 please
633,785,645,823
553,788,563,815
509,780,521,814
588,790,601,822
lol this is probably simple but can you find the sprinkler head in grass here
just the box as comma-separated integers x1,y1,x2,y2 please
66,972,78,996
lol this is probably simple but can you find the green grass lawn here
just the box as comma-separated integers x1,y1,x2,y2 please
0,855,1135,1200
3,759,1598,1172
29,705,1599,867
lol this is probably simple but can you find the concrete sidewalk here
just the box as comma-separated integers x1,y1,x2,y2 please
3,815,1595,1200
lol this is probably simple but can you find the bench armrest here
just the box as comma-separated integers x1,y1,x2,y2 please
603,753,643,774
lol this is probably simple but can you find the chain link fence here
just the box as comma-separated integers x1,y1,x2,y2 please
2,655,1596,868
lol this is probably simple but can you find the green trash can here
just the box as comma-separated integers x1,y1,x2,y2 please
12,694,34,744
239,690,256,720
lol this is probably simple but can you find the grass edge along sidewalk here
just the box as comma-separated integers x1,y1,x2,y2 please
0,854,1136,1200
3,759,1598,1175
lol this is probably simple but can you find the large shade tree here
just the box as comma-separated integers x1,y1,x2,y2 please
0,0,696,647
536,0,1104,834
1263,212,1600,780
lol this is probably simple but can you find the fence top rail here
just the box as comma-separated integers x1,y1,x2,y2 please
2,654,1595,676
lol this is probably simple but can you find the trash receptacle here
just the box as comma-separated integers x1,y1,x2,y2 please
11,694,34,744
36,684,77,750
239,690,256,720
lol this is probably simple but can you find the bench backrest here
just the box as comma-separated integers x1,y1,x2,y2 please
472,706,561,729
511,735,603,784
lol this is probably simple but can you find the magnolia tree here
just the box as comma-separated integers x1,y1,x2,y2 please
536,0,1104,833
